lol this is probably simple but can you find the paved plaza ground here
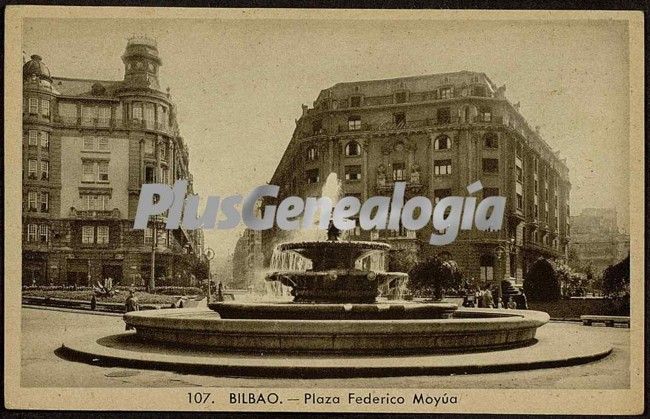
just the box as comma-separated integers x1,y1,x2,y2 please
20,306,630,389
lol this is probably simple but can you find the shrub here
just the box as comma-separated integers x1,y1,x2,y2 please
523,257,560,302
408,256,462,300
602,255,630,297
153,286,203,296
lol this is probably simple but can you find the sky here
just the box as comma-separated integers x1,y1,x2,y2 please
23,16,631,271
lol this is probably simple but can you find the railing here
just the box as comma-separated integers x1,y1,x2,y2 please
56,116,171,133
70,208,121,219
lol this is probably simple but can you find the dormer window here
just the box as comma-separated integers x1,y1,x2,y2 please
478,106,492,122
312,120,322,134
473,85,487,97
439,87,452,99
349,96,362,108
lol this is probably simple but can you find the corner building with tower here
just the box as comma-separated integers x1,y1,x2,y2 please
22,37,205,287
264,71,571,286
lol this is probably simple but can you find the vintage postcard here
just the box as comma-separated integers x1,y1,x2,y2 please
4,6,644,414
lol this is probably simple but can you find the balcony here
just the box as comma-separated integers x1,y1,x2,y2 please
70,208,121,219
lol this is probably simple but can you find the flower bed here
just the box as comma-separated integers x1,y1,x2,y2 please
22,289,184,305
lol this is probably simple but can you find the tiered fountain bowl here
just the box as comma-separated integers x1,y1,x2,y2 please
124,238,550,354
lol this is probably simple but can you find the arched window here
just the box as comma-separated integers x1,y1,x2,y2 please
434,135,450,150
483,132,498,149
307,146,318,161
345,141,361,157
480,254,495,282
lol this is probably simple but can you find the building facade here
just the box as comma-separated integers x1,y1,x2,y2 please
22,37,205,287
263,71,571,287
569,208,629,278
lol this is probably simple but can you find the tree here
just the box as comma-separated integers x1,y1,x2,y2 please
602,255,630,297
523,257,561,302
388,249,419,274
408,256,463,300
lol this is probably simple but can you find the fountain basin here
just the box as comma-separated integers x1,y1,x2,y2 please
124,307,549,354
266,269,408,303
275,241,390,270
208,301,458,320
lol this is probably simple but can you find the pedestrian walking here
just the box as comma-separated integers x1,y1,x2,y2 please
124,290,139,330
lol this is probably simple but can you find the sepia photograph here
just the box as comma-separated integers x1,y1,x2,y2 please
4,6,644,414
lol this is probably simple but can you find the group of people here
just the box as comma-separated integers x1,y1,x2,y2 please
465,287,522,309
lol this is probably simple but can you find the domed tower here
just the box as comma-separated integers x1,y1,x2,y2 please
121,36,162,90
23,54,52,83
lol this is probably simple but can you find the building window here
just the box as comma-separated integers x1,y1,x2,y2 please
534,157,539,173
434,188,452,204
83,137,94,150
345,141,361,156
82,161,95,182
516,166,523,183
483,188,499,199
483,132,498,148
98,162,110,182
349,96,362,108
84,194,109,210
482,158,499,174
82,226,95,244
41,99,50,117
437,107,451,124
344,165,362,181
98,107,111,126
307,146,318,161
478,106,492,122
312,120,322,134
82,106,96,126
534,203,539,219
40,161,49,180
28,191,38,211
98,137,109,151
306,168,320,184
160,166,170,184
27,224,37,242
145,166,156,183
41,131,49,149
395,92,407,104
439,87,452,99
40,192,49,212
144,104,155,127
348,116,361,131
144,138,154,155
160,144,167,160
534,179,539,194
39,225,49,243
393,112,406,127
433,159,452,175
132,104,143,120
392,162,406,181
96,226,109,244
28,159,38,178
144,227,153,244
480,254,494,281
516,193,524,211
29,98,39,114
434,135,450,150
28,130,38,146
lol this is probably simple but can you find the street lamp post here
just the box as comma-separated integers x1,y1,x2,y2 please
494,237,516,304
149,215,159,292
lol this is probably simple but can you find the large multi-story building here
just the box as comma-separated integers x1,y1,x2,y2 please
22,37,205,287
569,208,629,278
263,71,571,287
